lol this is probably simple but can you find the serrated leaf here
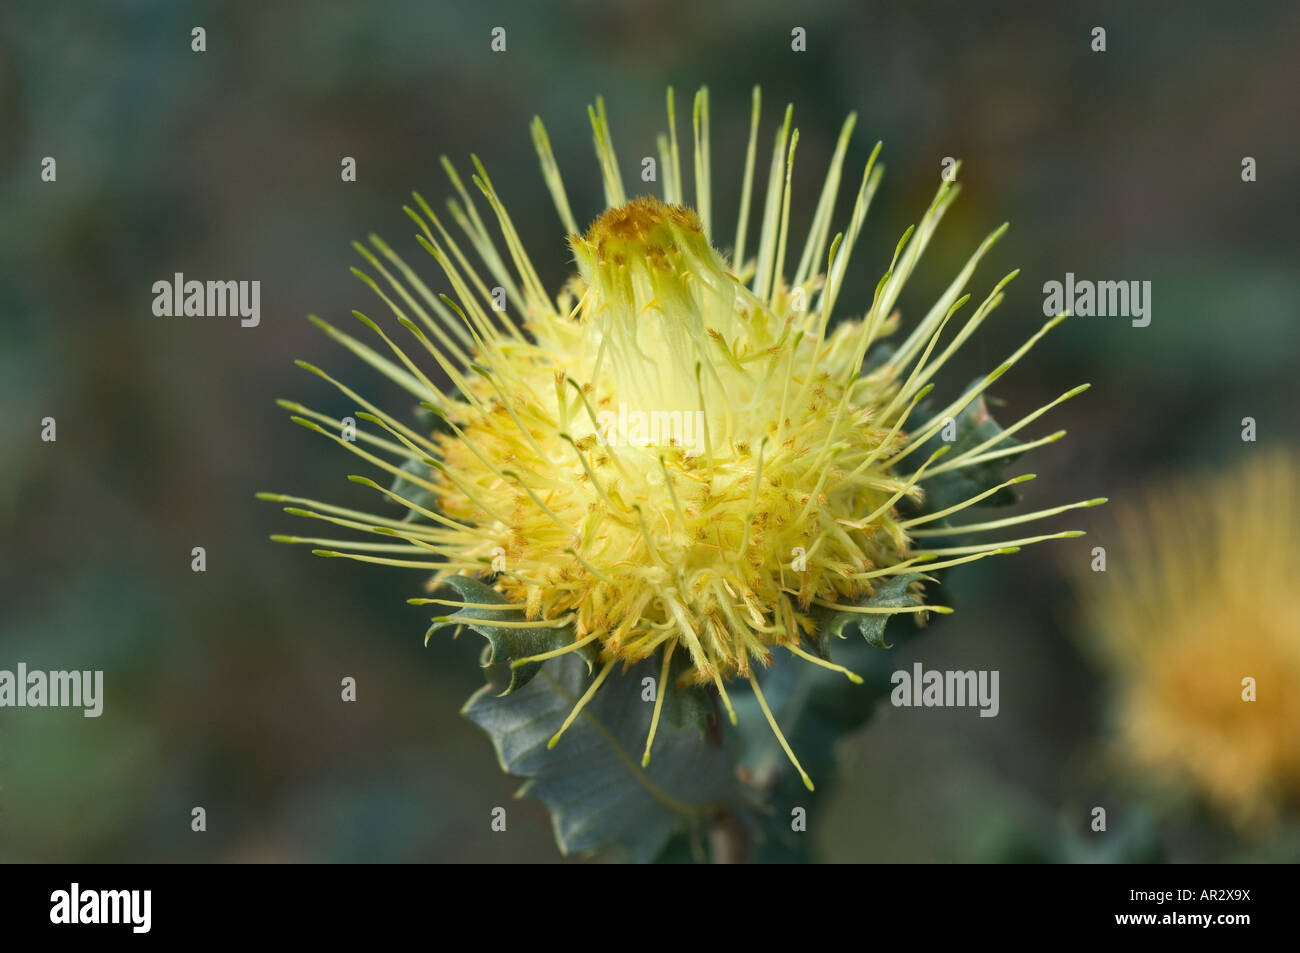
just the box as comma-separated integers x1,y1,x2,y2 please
814,572,924,649
739,577,928,770
910,386,1025,515
463,653,740,861
734,573,937,861
427,575,595,694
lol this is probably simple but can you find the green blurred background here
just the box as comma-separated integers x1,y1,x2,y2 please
2,0,1297,862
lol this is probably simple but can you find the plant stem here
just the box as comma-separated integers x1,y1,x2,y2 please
709,812,751,864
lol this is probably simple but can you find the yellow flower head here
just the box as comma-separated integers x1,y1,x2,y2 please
1081,451,1300,829
265,87,1096,790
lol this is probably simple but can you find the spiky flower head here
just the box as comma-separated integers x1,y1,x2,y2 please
1080,452,1300,830
264,87,1096,789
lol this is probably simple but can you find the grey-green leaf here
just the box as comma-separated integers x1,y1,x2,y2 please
734,573,934,860
426,575,595,694
463,653,740,861
814,571,924,649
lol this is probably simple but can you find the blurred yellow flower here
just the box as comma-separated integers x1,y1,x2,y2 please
1083,451,1300,829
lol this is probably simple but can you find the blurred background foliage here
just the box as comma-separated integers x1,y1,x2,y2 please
1,0,1297,862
